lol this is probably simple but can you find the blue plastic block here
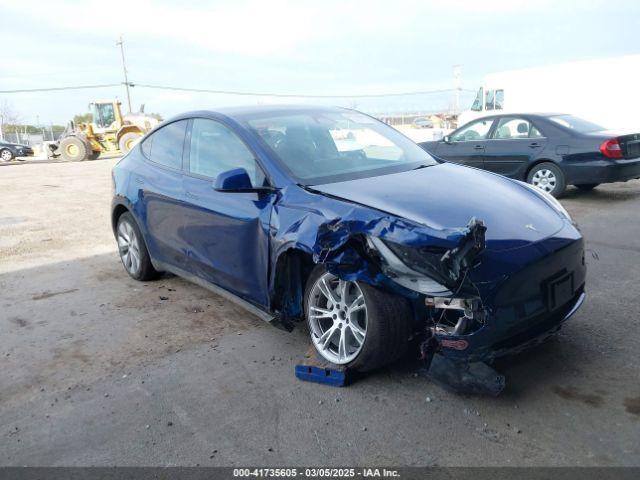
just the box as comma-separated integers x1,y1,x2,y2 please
294,364,348,387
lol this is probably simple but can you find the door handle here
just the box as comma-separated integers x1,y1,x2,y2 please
185,191,199,200
529,143,541,148
473,145,484,150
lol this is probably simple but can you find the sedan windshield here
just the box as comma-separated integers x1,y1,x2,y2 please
245,110,436,184
549,114,604,133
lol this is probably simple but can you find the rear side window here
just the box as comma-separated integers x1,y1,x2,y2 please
493,118,533,139
142,120,188,169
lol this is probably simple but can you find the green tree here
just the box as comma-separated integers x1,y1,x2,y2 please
73,113,93,124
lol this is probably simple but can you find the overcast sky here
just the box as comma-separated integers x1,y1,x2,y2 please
1,0,638,124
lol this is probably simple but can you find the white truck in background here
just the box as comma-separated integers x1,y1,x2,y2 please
458,55,640,131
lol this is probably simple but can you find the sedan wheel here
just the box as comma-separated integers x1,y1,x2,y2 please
117,219,142,277
1,149,13,162
531,168,557,193
527,162,566,197
308,272,367,365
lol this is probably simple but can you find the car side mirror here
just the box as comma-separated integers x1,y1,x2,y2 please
443,135,452,144
213,168,275,193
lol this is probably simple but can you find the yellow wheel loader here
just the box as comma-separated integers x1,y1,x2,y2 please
51,100,159,162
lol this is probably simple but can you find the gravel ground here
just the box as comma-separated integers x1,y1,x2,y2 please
0,158,639,466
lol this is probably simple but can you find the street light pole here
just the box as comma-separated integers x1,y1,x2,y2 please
116,35,132,113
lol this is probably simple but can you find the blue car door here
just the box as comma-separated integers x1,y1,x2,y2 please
133,119,190,268
180,118,275,306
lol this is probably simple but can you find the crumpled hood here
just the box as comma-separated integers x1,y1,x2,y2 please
312,162,565,252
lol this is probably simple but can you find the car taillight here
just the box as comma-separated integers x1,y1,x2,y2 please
599,138,623,159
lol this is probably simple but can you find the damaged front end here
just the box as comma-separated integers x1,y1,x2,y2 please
300,205,585,394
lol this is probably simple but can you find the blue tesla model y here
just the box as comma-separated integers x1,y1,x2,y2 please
111,106,585,372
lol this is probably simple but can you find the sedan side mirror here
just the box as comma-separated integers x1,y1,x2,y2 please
442,135,452,144
214,168,275,193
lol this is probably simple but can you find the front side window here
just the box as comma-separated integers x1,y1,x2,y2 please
143,120,188,170
93,103,116,128
189,118,263,186
245,110,436,185
471,87,483,111
450,118,494,142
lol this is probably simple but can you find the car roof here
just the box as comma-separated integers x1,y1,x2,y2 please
476,112,567,121
191,104,349,120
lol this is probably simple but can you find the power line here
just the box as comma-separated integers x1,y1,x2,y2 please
0,83,122,94
0,81,474,98
132,83,476,99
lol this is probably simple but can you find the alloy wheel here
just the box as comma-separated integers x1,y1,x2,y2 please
531,168,557,193
117,220,141,276
308,272,367,364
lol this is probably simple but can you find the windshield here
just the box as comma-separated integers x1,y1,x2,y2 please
245,110,437,185
549,114,604,133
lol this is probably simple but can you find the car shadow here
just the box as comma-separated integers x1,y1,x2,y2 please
562,182,640,203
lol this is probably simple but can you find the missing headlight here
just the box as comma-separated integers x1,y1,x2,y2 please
382,240,455,287
426,296,484,336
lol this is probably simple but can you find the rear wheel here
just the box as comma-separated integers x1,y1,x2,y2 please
0,149,13,162
576,183,599,191
118,132,141,154
116,212,160,281
59,136,89,162
527,162,566,197
304,266,412,372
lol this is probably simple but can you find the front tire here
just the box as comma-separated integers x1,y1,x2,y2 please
527,162,566,197
304,266,412,372
116,212,160,281
0,148,14,162
59,136,89,162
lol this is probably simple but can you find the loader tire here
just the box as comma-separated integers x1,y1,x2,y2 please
59,136,89,162
87,150,100,160
118,132,141,154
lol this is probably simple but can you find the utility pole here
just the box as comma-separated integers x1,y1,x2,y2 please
116,35,132,113
452,65,462,114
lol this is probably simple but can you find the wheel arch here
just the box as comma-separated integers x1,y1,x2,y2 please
270,246,316,320
111,202,130,235
525,158,562,180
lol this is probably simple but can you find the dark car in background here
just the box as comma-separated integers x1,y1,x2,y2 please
0,140,34,162
111,106,585,372
420,113,640,197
